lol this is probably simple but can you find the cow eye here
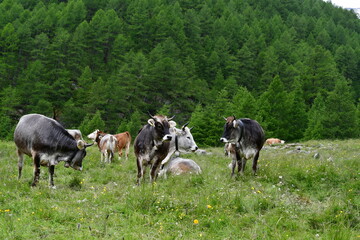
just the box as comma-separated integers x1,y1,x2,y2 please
187,137,191,140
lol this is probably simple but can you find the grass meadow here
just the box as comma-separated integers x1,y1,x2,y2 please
0,139,359,239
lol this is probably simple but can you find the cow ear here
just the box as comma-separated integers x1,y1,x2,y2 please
169,120,176,128
233,120,239,128
148,118,155,127
77,140,85,150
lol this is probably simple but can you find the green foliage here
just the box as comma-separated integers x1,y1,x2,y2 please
0,0,360,144
80,110,105,135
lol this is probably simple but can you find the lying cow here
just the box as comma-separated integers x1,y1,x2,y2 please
158,157,202,178
265,138,285,145
88,130,131,160
134,114,175,185
160,122,198,165
66,129,83,141
87,130,117,163
220,116,265,176
14,114,92,187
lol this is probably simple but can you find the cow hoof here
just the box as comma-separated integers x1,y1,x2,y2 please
49,185,57,189
64,162,70,168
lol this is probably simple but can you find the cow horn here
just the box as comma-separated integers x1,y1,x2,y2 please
85,143,94,148
233,115,236,120
182,122,189,130
223,116,227,121
189,126,194,131
148,111,155,119
168,115,175,121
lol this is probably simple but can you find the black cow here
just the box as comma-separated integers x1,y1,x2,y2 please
220,116,265,176
14,114,93,187
134,114,176,185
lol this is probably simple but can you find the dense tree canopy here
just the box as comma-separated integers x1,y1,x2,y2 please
0,0,360,146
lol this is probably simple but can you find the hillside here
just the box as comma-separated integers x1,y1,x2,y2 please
0,0,360,145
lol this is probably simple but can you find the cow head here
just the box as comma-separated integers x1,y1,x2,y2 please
175,123,198,152
66,140,93,170
148,114,176,142
87,129,100,141
220,116,243,143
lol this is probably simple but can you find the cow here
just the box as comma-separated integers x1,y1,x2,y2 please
265,138,285,145
114,131,131,160
158,157,202,178
220,116,265,176
134,114,176,185
88,130,131,161
87,130,117,163
160,123,198,166
14,114,93,188
66,129,84,141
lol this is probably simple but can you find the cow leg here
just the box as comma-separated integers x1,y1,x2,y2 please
104,151,108,163
101,152,104,163
240,158,247,175
252,151,260,175
17,149,24,180
125,142,130,160
48,165,55,188
136,157,146,185
150,159,161,183
32,154,41,187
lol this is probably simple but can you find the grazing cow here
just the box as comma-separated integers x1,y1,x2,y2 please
14,114,92,187
88,130,131,160
66,129,83,141
265,138,285,145
87,130,117,163
220,116,265,176
134,114,176,185
158,157,202,178
114,131,131,160
160,123,198,166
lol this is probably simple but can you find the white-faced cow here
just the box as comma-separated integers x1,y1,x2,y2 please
158,157,202,178
66,129,84,141
220,116,265,176
160,123,198,166
87,130,117,163
14,114,92,187
134,114,176,185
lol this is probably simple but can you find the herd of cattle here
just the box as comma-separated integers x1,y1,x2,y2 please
13,113,284,188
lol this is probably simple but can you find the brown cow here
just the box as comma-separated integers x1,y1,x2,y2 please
114,131,131,160
265,138,285,145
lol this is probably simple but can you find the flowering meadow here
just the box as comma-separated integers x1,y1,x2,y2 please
0,140,358,239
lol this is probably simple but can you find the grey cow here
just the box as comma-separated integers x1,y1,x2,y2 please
14,114,92,187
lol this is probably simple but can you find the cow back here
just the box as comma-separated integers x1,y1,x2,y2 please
240,118,265,150
14,114,77,155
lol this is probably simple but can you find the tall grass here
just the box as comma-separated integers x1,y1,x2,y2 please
0,139,358,239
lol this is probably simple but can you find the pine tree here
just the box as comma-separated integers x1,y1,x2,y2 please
304,93,326,140
322,78,358,139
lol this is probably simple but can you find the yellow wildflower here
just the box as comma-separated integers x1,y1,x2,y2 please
207,205,212,209
193,219,199,224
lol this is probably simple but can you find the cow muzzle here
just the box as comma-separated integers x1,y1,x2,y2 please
191,146,199,152
162,135,172,142
220,137,228,143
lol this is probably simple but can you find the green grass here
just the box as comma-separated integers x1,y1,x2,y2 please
0,139,359,239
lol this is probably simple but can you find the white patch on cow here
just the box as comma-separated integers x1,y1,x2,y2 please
220,137,229,143
39,153,71,166
87,129,99,141
239,146,258,160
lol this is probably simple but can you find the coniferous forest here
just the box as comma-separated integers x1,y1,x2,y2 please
0,0,359,146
